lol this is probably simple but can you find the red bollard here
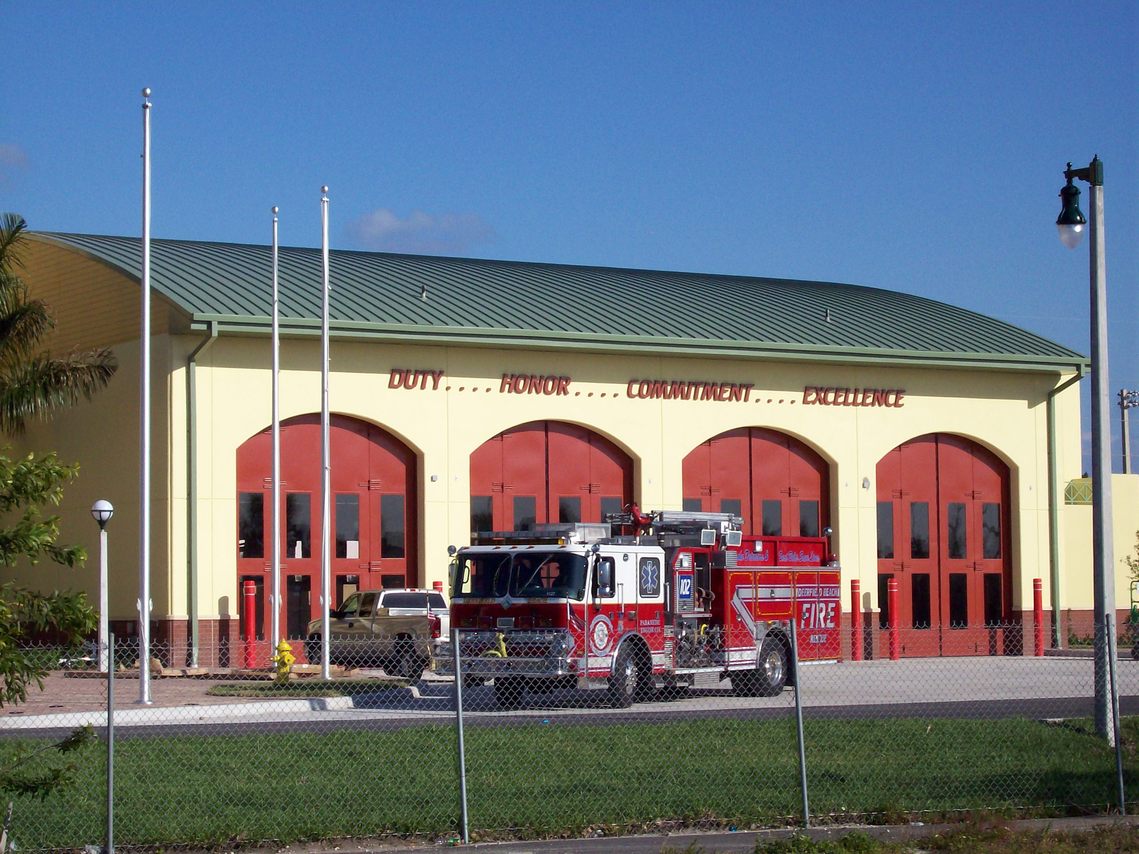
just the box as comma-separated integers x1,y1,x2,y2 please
888,577,900,661
433,580,444,592
1033,578,1044,657
851,579,863,662
242,579,257,669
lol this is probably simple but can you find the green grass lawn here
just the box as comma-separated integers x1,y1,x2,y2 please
3,715,1135,850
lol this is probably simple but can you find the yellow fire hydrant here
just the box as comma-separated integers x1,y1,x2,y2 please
271,640,295,684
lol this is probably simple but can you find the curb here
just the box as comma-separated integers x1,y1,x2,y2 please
3,683,428,730
1043,647,1136,659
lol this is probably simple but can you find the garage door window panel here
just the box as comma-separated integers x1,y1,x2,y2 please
239,492,264,559
514,496,537,531
762,500,782,536
380,494,405,558
982,502,1001,559
948,573,968,628
946,502,967,560
876,501,894,559
335,494,360,559
799,499,819,537
287,493,312,559
470,496,493,538
559,496,581,524
911,573,931,629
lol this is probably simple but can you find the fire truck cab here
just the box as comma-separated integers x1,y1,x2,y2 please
436,509,840,709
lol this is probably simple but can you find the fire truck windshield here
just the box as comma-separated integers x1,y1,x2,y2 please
452,551,588,601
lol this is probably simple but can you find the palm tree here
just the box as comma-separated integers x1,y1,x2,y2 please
0,213,117,434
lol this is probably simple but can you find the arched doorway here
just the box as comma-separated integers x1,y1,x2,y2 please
876,434,1011,656
469,421,634,535
682,428,830,537
236,414,418,640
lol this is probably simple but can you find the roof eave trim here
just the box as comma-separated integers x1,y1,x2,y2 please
187,316,1089,374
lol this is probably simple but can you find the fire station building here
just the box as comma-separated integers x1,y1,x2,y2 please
14,232,1136,662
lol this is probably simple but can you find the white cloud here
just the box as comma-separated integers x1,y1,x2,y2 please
0,144,28,185
346,208,495,255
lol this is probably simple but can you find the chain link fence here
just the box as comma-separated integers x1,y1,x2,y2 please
2,623,1136,851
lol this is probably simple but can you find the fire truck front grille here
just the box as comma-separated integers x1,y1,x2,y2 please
435,630,575,678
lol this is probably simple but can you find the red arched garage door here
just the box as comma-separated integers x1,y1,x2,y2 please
682,427,830,538
876,434,1011,657
469,421,633,535
236,414,417,640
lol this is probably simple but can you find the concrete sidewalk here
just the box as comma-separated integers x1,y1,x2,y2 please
2,667,440,729
3,670,273,726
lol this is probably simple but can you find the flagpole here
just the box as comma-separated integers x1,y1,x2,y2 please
138,87,153,705
319,186,331,680
270,206,281,651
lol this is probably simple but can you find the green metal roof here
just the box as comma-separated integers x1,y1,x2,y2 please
31,232,1085,372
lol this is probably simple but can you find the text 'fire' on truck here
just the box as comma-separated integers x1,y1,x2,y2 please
435,507,841,709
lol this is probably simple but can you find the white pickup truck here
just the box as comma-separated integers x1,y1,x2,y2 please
374,588,450,637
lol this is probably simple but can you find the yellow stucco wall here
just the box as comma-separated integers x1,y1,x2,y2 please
1062,474,1139,615
10,334,174,623
176,334,1085,620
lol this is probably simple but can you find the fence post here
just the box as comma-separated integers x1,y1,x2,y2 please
788,618,810,828
1033,578,1044,657
242,579,257,669
452,627,470,844
1106,614,1125,811
851,579,863,662
888,578,899,661
107,632,115,854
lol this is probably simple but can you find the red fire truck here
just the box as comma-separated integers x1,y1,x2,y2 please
436,509,841,708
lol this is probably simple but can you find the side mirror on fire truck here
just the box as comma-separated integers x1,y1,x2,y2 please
596,562,613,599
823,527,835,565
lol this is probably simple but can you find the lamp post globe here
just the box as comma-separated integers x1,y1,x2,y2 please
91,499,114,530
1056,168,1087,250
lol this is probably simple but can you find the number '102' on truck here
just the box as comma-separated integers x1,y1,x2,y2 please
435,508,840,708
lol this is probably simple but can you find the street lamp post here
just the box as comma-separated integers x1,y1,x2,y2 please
1119,389,1139,474
1056,155,1116,741
90,500,114,673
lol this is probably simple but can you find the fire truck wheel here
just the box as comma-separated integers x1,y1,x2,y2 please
608,645,642,708
755,637,789,696
494,676,524,709
731,638,788,697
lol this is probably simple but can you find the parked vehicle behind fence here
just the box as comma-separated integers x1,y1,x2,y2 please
436,508,840,708
305,589,440,678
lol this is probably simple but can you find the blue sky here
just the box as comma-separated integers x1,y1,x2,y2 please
2,2,1136,467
